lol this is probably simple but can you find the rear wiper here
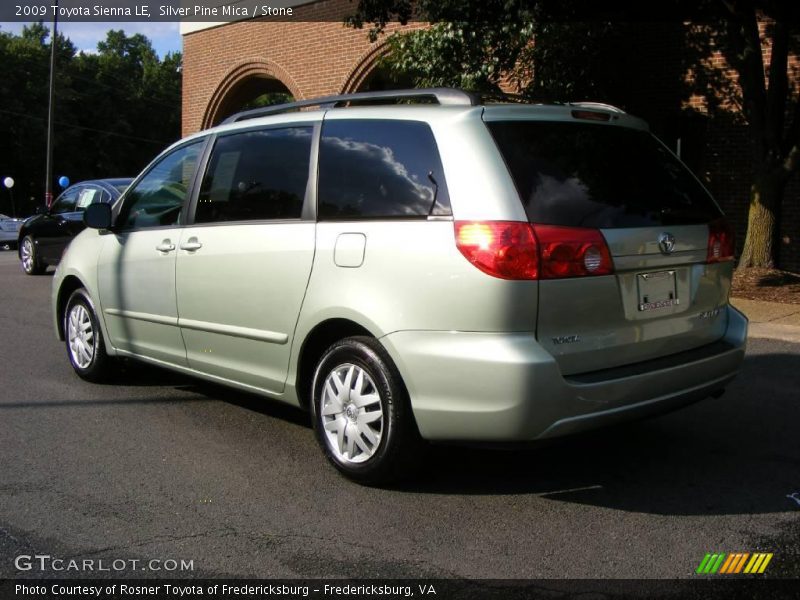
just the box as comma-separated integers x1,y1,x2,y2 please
427,171,439,216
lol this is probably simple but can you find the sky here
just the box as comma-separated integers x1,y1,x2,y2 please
0,21,182,57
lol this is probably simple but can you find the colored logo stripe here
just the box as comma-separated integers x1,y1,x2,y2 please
720,553,749,573
745,553,773,574
697,552,773,574
696,553,726,574
719,553,736,573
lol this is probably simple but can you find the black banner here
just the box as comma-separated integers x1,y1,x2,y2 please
2,579,800,600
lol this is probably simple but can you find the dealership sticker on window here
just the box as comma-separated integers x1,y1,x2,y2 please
76,189,98,209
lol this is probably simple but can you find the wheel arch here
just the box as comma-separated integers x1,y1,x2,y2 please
17,215,49,256
55,275,89,340
294,318,376,411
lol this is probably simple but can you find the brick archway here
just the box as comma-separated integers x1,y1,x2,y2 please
202,59,302,129
339,43,391,93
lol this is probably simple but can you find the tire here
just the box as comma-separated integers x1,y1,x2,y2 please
64,288,114,382
311,336,423,484
20,235,45,275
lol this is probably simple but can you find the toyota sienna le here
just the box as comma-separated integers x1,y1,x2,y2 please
52,89,747,482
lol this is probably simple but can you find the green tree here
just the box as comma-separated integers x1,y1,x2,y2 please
349,0,800,269
77,30,182,177
348,2,618,101
0,23,76,215
0,25,181,213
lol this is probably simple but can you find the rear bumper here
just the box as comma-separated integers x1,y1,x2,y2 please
380,305,747,441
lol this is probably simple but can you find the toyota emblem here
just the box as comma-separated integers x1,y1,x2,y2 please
658,232,676,255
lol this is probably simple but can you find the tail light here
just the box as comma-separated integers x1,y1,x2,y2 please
534,224,614,278
707,218,735,263
454,221,539,280
454,221,614,280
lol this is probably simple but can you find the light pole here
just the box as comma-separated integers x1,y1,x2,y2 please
45,0,59,208
3,177,15,217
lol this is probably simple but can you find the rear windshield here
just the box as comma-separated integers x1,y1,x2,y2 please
487,121,722,228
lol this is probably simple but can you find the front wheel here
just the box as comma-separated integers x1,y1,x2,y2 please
64,288,114,382
20,235,45,275
311,336,423,484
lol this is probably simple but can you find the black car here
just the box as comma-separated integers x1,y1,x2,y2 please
19,178,132,275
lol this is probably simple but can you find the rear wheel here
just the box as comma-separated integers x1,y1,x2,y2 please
311,336,423,484
20,236,45,275
64,288,114,382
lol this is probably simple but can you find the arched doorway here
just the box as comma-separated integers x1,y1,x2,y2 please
211,76,294,124
355,64,414,92
341,44,415,95
203,60,301,129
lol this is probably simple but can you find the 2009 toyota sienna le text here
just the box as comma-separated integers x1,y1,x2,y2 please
52,88,747,483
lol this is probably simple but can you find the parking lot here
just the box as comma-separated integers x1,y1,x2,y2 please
1,249,798,580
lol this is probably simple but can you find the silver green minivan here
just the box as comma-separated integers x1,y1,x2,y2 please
52,89,747,483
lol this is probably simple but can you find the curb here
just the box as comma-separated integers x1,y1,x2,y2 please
748,322,800,344
731,297,800,343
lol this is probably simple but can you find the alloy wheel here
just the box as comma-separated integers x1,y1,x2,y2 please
21,238,33,272
67,304,95,369
320,363,384,463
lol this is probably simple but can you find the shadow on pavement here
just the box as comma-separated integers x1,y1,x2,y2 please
165,347,799,517
13,347,798,517
394,351,800,517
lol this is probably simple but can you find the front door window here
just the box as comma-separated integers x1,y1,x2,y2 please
117,142,203,230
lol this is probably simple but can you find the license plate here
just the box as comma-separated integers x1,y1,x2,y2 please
637,270,678,311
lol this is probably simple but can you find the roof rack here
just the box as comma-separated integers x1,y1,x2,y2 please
568,101,626,114
474,90,530,104
221,88,479,124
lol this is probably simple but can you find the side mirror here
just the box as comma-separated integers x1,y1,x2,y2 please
84,203,113,229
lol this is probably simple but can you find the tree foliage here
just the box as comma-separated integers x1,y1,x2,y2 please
348,2,622,101
349,0,800,269
0,25,181,216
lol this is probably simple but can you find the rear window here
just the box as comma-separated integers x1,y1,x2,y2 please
487,121,722,228
318,119,451,220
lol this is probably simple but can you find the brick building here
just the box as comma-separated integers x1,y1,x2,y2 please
181,1,422,134
181,0,799,270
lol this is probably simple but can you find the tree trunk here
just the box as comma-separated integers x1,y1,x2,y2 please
738,173,785,268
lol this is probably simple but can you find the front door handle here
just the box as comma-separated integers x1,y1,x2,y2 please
180,237,203,252
155,240,175,253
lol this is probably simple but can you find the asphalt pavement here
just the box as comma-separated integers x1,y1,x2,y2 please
0,250,798,580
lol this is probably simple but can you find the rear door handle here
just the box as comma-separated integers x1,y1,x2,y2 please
180,237,202,252
155,240,175,253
